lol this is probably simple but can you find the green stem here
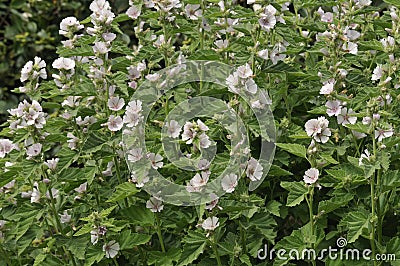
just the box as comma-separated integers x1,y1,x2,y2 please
155,214,166,252
211,236,222,266
306,186,316,266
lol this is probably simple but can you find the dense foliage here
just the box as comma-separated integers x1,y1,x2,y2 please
0,0,400,265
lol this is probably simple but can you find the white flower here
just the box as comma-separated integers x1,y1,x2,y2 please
59,17,83,36
317,7,333,23
270,43,286,65
344,27,360,41
147,153,163,169
221,173,238,193
214,39,229,50
201,216,219,231
62,96,81,107
128,148,143,163
26,143,42,159
375,127,394,142
46,188,60,199
90,230,99,245
305,117,331,143
182,121,196,144
126,100,143,114
44,158,59,171
186,172,209,192
325,100,342,117
60,210,72,224
342,41,358,55
337,107,357,125
165,120,181,138
74,182,88,194
359,149,371,166
67,133,79,149
236,63,253,79
31,187,40,203
305,119,321,137
246,157,263,181
205,193,220,210
20,57,47,82
198,159,211,170
126,5,141,19
146,73,160,82
123,111,142,127
102,161,114,177
303,168,319,184
146,197,164,212
244,79,258,94
105,115,123,131
52,57,76,70
372,65,383,81
103,240,120,258
259,5,277,31
199,133,211,149
226,73,240,94
258,49,269,60
93,41,110,54
0,139,14,158
108,96,125,111
153,34,166,48
131,172,149,188
320,79,335,95
185,4,202,20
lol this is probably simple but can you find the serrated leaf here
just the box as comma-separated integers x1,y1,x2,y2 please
344,123,370,134
276,143,307,159
177,242,206,266
339,210,370,243
33,253,46,266
280,181,308,207
119,230,151,249
107,182,139,202
318,193,353,214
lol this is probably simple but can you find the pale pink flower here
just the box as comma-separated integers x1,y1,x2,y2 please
221,173,238,193
128,148,143,163
186,172,209,192
165,120,181,138
337,107,357,125
103,240,120,258
126,5,141,19
185,4,202,20
375,127,394,142
105,115,123,131
0,139,14,158
201,216,219,231
108,96,125,111
325,100,342,117
359,149,371,166
147,153,163,169
26,143,42,159
320,79,335,95
146,197,164,212
246,157,263,181
303,168,319,184
60,210,71,224
44,158,59,171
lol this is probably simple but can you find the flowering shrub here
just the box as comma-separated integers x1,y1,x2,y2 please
1,0,400,265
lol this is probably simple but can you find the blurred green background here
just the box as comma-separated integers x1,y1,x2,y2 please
0,0,129,122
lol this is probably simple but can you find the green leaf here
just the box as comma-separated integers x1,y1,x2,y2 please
33,253,47,266
320,154,339,165
120,205,155,226
339,209,370,243
266,200,282,217
383,0,400,8
67,237,88,260
178,231,207,266
84,246,105,266
280,181,308,207
119,230,151,250
107,182,139,202
344,123,370,134
276,143,307,159
148,248,181,266
318,193,353,214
